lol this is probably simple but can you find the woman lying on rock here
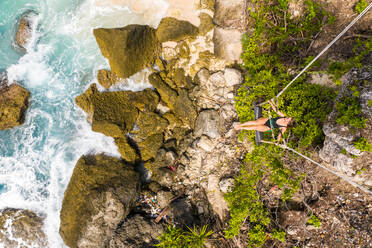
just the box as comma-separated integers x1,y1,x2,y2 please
234,100,295,143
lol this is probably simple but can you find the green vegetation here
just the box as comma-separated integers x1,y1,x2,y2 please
224,144,303,246
341,148,347,155
368,100,372,107
328,38,372,80
156,225,213,248
354,137,372,152
355,0,368,14
335,90,366,129
307,214,321,228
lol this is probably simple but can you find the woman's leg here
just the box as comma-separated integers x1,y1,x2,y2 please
237,125,271,132
235,117,268,129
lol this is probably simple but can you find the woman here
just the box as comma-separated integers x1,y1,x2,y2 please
234,100,294,143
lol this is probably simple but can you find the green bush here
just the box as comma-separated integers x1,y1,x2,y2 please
355,0,368,14
335,95,366,129
354,137,372,152
156,225,213,248
307,214,321,228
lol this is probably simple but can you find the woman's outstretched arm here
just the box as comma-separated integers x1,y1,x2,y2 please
277,127,287,143
269,100,285,117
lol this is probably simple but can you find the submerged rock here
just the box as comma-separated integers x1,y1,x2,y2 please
59,154,141,248
15,11,38,51
94,25,160,79
156,17,199,43
0,209,47,248
0,83,30,130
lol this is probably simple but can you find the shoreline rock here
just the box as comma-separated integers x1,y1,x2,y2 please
15,11,38,51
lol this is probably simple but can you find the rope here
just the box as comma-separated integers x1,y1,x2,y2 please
259,2,372,106
261,140,372,196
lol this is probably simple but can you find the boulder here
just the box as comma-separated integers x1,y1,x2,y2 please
115,137,139,163
200,0,215,11
0,209,47,248
156,17,199,43
198,13,215,36
194,110,223,139
213,27,243,62
134,111,169,140
15,11,37,51
0,83,30,130
97,69,121,89
107,214,164,248
94,25,160,79
224,68,242,87
138,133,164,161
76,84,159,135
60,154,141,248
213,0,248,29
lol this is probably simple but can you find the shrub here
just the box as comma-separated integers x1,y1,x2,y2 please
354,137,372,152
156,225,213,248
307,214,321,228
355,0,368,14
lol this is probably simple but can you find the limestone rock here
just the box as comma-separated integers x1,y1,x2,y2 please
0,83,30,130
97,69,121,89
199,13,215,36
224,68,242,87
107,214,164,248
0,209,47,248
200,0,215,11
156,17,198,43
115,137,139,163
15,11,37,51
213,27,243,62
213,0,248,29
134,111,169,139
76,84,159,136
60,154,141,248
219,177,234,193
197,135,215,152
94,25,160,79
138,133,164,161
194,110,223,139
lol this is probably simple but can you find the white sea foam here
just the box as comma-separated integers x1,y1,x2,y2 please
0,0,168,247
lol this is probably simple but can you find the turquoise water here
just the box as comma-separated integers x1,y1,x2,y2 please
0,0,167,246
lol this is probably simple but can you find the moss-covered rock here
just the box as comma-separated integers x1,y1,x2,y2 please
97,69,121,89
59,154,140,248
0,83,30,130
198,13,215,35
148,73,178,107
156,17,199,43
94,25,160,79
76,84,159,136
115,137,139,163
138,133,164,161
134,111,169,139
0,209,47,247
200,0,215,11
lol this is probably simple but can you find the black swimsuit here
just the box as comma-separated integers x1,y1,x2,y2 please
264,117,286,129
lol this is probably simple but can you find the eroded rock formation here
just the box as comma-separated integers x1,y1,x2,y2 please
59,154,141,248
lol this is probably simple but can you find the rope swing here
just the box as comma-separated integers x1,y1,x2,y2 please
255,3,372,196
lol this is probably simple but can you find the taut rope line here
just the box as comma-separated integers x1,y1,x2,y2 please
259,2,372,106
261,140,372,196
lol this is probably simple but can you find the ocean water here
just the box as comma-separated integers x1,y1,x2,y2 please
0,0,168,247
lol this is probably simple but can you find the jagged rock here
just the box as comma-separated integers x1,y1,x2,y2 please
97,69,121,89
156,17,198,43
15,11,37,51
224,68,242,87
115,137,139,163
76,84,159,135
0,83,30,130
148,73,197,128
94,25,160,79
151,167,175,188
199,13,215,35
279,210,307,238
200,0,215,11
138,133,164,161
168,198,198,227
0,209,47,248
197,135,215,152
194,110,223,139
107,214,164,248
213,0,248,29
219,177,234,193
213,27,243,62
60,154,141,248
134,112,169,140
319,68,372,179
156,190,175,209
